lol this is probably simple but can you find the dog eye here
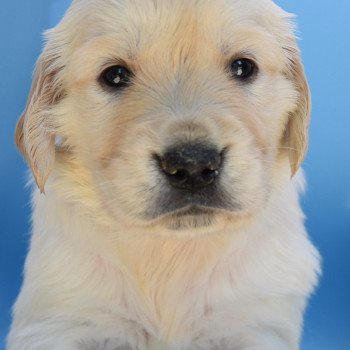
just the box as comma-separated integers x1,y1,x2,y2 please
230,59,256,80
101,65,132,88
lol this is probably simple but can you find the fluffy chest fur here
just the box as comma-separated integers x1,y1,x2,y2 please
10,177,319,350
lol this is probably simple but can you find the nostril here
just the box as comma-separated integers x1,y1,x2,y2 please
171,169,188,183
154,154,188,179
201,168,219,183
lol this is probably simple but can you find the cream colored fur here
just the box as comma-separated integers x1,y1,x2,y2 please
8,0,320,349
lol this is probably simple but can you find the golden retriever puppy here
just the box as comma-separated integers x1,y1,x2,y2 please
8,0,321,349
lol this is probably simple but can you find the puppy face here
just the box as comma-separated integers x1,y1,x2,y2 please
16,0,310,234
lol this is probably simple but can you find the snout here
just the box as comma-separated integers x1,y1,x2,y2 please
156,143,222,191
147,143,235,220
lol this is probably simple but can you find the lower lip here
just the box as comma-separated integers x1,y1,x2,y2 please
172,205,215,217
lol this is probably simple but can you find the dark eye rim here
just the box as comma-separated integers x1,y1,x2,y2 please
99,65,133,90
229,58,258,82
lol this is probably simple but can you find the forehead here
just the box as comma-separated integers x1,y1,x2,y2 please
66,0,289,55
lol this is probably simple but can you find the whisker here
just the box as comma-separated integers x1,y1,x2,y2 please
257,146,303,152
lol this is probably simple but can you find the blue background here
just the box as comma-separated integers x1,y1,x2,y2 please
0,1,349,349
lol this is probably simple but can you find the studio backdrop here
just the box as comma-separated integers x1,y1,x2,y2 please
0,1,349,349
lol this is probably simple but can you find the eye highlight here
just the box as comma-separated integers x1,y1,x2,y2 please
100,65,132,89
230,59,257,81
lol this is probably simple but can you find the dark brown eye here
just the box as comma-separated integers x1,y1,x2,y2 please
230,59,256,80
101,65,132,89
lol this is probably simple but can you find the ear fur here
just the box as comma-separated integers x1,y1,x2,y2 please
284,45,311,176
16,48,63,192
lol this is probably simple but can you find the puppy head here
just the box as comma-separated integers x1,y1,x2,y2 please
16,0,310,233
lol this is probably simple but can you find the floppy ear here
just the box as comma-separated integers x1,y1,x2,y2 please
284,45,311,176
16,49,63,192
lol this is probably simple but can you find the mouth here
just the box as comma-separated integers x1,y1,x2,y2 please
160,205,220,230
144,184,239,221
171,205,217,217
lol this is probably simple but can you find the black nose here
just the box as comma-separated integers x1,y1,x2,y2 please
157,143,222,190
